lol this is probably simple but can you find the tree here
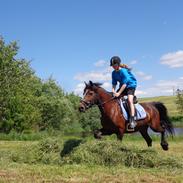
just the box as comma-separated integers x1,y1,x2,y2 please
0,37,42,132
176,89,183,114
0,36,101,134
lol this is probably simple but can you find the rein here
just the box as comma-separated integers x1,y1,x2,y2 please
98,96,116,106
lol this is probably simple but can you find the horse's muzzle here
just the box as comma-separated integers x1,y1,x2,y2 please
79,103,86,112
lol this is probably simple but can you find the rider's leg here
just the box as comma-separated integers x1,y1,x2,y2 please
128,94,136,128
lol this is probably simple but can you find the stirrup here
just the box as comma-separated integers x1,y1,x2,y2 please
127,123,135,132
130,121,137,128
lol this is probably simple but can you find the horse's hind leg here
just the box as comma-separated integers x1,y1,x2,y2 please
151,125,169,151
160,131,168,151
139,126,152,147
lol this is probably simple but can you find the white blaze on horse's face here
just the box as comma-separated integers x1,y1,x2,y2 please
83,89,96,102
83,89,89,98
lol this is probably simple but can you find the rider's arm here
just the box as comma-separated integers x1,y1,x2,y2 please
118,84,127,95
112,71,117,94
112,85,116,93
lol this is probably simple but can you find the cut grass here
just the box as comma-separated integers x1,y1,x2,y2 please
0,163,182,183
0,135,183,183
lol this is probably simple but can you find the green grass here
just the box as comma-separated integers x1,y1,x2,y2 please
0,135,183,183
0,131,48,141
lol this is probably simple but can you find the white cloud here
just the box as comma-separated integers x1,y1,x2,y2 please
155,79,183,90
74,65,113,95
130,60,138,65
137,78,183,97
160,50,183,68
135,71,152,80
74,71,111,82
74,82,111,96
102,82,111,91
94,60,107,67
74,83,85,96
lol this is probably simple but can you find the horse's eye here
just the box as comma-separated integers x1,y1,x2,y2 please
89,92,93,96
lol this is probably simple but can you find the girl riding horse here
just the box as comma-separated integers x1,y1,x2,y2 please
110,56,137,130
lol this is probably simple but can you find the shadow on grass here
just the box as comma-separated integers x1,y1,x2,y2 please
60,139,83,157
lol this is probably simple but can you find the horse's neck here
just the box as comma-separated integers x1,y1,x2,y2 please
97,88,112,102
97,88,115,115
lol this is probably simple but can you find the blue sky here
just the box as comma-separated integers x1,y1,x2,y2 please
1,0,183,97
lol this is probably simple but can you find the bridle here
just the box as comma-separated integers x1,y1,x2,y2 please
80,94,116,110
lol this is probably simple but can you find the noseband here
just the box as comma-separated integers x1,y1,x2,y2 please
80,99,95,109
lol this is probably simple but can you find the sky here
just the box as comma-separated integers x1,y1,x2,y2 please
1,0,183,97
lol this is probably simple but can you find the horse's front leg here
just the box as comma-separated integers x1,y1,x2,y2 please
94,128,112,139
117,128,125,141
94,129,103,139
139,126,152,147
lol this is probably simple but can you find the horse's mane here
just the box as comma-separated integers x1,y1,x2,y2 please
90,82,102,87
85,81,113,96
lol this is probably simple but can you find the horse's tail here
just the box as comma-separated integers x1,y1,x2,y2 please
153,102,175,136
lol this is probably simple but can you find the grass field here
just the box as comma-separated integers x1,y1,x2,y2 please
0,135,182,183
139,95,179,117
139,95,183,126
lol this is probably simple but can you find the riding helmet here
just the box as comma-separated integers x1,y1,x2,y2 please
110,56,121,66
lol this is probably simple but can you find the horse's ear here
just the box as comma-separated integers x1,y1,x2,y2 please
89,80,93,86
84,81,87,86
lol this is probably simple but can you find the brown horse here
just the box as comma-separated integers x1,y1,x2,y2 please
79,81,174,151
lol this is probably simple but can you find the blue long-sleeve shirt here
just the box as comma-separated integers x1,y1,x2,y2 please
112,68,137,89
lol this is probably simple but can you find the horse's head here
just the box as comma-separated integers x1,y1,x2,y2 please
79,81,101,112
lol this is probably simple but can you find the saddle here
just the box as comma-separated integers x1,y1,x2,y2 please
119,97,147,122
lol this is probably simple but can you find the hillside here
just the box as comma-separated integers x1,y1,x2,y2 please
139,95,179,117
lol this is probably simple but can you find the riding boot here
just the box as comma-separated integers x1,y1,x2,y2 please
129,116,137,128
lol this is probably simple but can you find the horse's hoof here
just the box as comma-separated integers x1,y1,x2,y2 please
148,142,152,147
94,131,102,139
161,142,169,151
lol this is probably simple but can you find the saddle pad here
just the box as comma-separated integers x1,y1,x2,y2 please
120,100,147,121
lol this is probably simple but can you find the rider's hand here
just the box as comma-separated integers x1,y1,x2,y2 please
114,92,120,97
